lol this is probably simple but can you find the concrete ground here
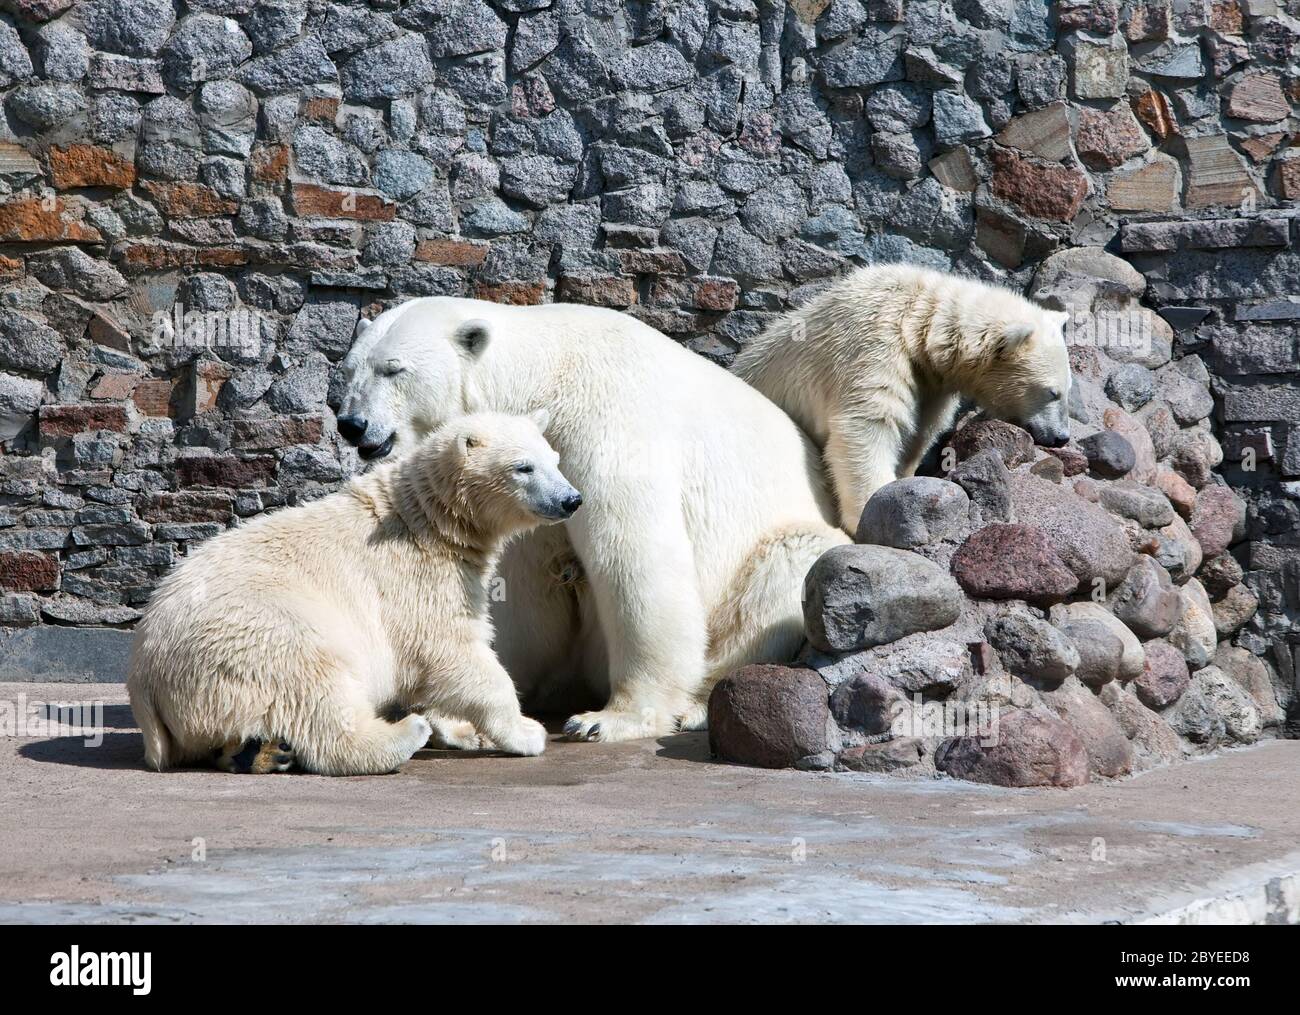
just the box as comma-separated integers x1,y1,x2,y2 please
2,680,1298,924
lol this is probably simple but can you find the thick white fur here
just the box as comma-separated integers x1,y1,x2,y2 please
733,263,1073,531
336,298,848,742
127,413,571,775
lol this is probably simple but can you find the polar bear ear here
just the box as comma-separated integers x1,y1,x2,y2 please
355,318,373,337
453,319,492,360
998,322,1035,356
529,408,551,434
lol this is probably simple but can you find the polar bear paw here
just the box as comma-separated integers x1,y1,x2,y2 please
213,736,296,774
425,715,485,751
562,708,673,743
398,714,434,758
673,703,709,732
493,717,547,757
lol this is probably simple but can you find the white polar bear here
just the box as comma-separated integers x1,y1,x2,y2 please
128,412,578,776
335,297,848,742
733,263,1074,532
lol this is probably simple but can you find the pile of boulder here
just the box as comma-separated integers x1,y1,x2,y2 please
708,248,1290,787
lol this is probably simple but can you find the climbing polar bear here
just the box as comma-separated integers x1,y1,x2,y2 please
128,412,579,776
335,297,848,742
733,263,1074,532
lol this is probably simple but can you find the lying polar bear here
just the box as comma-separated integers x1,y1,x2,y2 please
335,297,848,742
733,263,1073,531
128,412,578,776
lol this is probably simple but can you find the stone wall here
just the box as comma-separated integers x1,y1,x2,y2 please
0,0,1296,687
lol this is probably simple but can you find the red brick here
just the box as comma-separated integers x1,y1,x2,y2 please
1075,105,1150,169
414,238,489,266
132,379,175,417
90,373,140,400
299,95,340,124
472,281,547,305
290,183,395,221
251,143,290,184
990,147,1090,221
177,455,277,489
1125,1,1170,40
38,404,129,440
557,275,637,307
1276,158,1300,201
88,310,130,352
140,181,239,218
1058,0,1119,34
232,415,325,450
1209,0,1243,33
1239,132,1286,162
694,277,739,311
1132,89,1178,141
0,551,59,592
616,249,687,275
117,243,249,271
1224,73,1290,123
49,144,136,189
141,491,234,523
0,196,102,243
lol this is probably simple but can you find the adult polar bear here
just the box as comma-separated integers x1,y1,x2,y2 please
335,297,847,742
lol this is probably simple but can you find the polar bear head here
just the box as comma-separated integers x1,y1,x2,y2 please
422,411,582,533
967,307,1073,448
335,299,495,461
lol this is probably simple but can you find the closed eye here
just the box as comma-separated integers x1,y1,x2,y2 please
515,463,534,474
377,360,407,378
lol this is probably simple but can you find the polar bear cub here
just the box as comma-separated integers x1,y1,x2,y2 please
733,263,1073,532
127,412,580,776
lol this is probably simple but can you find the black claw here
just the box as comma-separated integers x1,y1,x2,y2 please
562,718,581,736
586,723,600,739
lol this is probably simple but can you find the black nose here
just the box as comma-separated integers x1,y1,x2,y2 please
337,415,367,445
562,493,582,515
1046,432,1070,448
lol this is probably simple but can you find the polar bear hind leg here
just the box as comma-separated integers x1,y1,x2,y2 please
674,524,849,731
289,679,433,776
213,737,296,774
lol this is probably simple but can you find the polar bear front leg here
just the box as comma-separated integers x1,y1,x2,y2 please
427,649,547,757
562,501,708,742
824,415,905,533
899,393,961,478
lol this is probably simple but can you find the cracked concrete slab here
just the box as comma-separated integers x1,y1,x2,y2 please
1,682,1298,924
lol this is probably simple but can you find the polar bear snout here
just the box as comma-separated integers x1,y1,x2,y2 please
338,414,397,460
559,490,583,517
1018,397,1072,448
337,414,367,444
533,482,583,522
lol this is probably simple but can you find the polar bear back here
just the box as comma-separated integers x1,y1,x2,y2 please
364,297,842,587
